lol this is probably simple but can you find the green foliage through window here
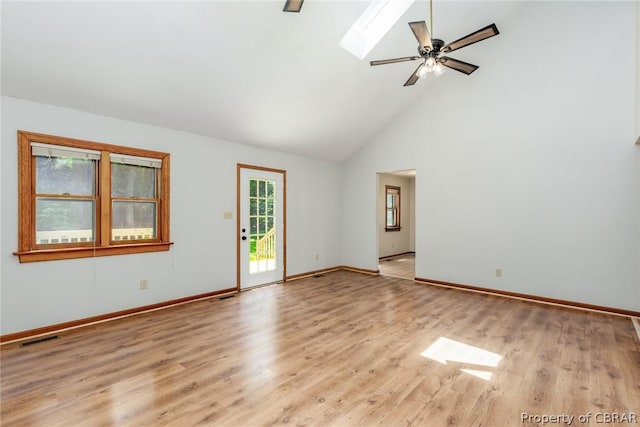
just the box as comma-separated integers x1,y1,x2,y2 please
248,178,276,262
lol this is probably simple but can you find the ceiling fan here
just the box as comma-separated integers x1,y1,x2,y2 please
370,1,499,86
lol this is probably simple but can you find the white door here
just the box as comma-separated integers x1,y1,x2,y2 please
238,165,285,289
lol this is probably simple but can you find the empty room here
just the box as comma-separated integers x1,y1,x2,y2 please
1,0,639,426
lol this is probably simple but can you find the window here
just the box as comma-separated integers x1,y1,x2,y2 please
32,143,99,247
385,185,401,231
15,131,171,262
249,178,277,272
110,154,161,242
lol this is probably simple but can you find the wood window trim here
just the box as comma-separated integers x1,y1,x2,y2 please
14,131,172,263
384,185,401,232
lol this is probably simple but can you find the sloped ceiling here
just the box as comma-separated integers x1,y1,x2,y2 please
1,1,522,162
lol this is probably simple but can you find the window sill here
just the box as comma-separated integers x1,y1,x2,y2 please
385,227,402,232
14,242,174,263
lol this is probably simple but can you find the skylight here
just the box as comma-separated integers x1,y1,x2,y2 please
340,0,416,60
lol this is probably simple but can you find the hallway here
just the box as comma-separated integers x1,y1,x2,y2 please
378,253,414,280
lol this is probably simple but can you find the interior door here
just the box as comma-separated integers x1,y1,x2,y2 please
238,165,285,289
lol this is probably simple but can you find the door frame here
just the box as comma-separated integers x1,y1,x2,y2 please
376,170,416,277
236,163,287,290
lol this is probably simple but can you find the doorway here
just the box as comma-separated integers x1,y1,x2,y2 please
237,164,286,289
377,170,416,280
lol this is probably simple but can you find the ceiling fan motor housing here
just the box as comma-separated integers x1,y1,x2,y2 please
419,39,445,57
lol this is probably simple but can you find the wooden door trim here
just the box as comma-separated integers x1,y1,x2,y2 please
236,164,287,290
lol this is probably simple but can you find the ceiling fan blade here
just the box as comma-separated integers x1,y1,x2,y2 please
404,63,425,86
370,56,420,66
408,21,433,50
438,57,479,75
283,0,304,12
442,23,499,53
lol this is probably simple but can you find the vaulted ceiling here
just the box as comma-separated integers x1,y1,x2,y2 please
1,1,523,162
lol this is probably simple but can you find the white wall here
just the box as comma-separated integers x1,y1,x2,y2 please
637,0,640,143
0,96,342,335
342,1,640,311
377,173,415,258
637,0,640,316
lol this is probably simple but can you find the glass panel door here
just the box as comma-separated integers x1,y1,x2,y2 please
239,166,285,288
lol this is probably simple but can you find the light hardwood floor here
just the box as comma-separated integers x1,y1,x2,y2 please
2,271,639,426
379,253,415,280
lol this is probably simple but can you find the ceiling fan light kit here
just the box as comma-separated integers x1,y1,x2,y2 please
370,1,499,86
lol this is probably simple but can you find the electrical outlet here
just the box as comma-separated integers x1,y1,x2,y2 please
140,279,148,290
315,254,320,261
495,268,502,278
223,211,233,220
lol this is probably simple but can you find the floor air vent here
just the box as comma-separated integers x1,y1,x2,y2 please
219,294,235,300
20,335,59,347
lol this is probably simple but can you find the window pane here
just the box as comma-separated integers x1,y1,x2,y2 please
250,216,258,235
258,180,266,197
267,181,274,198
112,201,157,240
387,210,394,227
267,198,274,216
249,236,257,261
387,193,398,208
259,198,266,215
111,163,155,198
35,198,94,244
35,156,95,196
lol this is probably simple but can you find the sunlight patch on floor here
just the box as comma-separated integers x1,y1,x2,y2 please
460,369,494,380
420,337,502,380
632,317,640,342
